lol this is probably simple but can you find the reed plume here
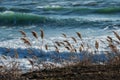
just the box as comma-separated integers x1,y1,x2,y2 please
113,31,120,41
31,31,38,39
54,45,59,53
45,44,48,50
19,30,27,37
60,42,65,46
81,44,84,49
40,29,44,39
28,59,34,71
62,33,67,38
71,37,77,43
76,32,82,40
79,46,82,52
107,36,113,43
95,40,99,50
65,46,70,51
55,41,61,46
100,39,106,44
64,40,72,48
109,44,118,53
2,55,7,60
14,49,19,58
21,38,31,46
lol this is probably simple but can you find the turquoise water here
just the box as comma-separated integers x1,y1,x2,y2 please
0,0,120,56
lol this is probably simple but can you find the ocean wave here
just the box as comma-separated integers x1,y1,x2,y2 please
0,11,120,27
0,6,120,15
0,11,47,26
36,7,120,14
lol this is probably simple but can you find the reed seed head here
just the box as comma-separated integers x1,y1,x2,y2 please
19,30,27,37
95,40,99,50
45,44,48,50
40,29,44,39
113,31,120,41
62,33,67,38
76,32,82,40
32,31,38,39
21,38,31,46
55,41,61,46
71,37,77,43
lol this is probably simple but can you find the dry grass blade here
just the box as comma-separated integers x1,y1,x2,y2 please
19,30,26,37
40,29,44,39
95,40,99,50
113,31,120,41
21,38,31,46
32,31,38,39
62,33,67,38
76,32,82,40
71,37,77,43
